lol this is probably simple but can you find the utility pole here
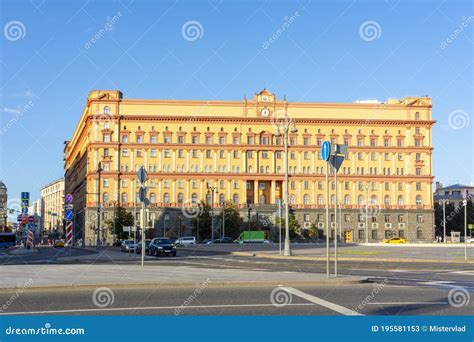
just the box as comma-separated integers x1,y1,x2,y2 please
365,183,369,243
221,201,225,239
439,199,449,243
463,198,467,262
207,185,218,243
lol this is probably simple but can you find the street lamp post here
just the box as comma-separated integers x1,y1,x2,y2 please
221,200,225,239
96,162,103,249
463,198,467,261
365,183,369,243
207,185,218,243
247,202,252,242
275,114,297,257
439,199,449,243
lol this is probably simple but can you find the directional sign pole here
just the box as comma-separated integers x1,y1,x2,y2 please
321,141,330,279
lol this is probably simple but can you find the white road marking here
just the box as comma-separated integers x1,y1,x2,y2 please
368,302,447,305
281,287,363,316
449,270,474,276
0,303,316,316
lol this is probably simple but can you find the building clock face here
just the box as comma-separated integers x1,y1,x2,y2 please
261,96,269,102
261,108,270,117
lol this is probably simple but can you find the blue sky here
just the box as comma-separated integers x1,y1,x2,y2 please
1,0,473,215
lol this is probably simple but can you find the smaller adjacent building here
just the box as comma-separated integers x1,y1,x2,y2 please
40,178,65,234
434,182,474,206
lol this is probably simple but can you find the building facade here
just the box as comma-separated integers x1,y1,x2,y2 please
40,178,65,234
65,90,435,245
434,182,474,206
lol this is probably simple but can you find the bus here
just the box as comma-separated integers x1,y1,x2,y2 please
0,233,17,248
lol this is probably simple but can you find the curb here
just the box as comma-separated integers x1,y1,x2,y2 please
0,277,368,292
230,251,474,264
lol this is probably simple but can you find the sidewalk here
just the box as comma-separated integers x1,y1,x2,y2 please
182,243,474,264
0,264,366,290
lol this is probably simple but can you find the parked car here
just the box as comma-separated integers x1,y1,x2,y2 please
53,240,65,248
148,238,176,257
135,240,151,253
465,237,474,243
383,237,407,244
175,236,196,246
112,240,122,247
121,240,136,252
206,237,233,244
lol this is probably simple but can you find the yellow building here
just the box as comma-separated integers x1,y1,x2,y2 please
64,89,435,245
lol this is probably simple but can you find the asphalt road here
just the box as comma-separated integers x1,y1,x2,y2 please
0,246,472,316
0,283,471,316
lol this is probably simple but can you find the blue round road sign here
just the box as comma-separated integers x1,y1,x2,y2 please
65,210,74,221
65,193,73,204
321,141,330,161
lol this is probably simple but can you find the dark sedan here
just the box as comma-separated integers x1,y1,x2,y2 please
135,240,151,254
148,238,176,257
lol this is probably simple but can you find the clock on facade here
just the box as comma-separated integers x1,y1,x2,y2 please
261,108,270,117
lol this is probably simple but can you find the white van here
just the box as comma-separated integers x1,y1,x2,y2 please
175,236,196,246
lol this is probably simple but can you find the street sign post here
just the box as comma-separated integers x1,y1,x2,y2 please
136,166,148,267
65,193,74,204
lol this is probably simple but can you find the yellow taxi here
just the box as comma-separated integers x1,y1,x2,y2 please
53,240,65,248
382,237,407,244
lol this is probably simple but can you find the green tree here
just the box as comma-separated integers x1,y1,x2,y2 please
106,206,134,240
216,202,243,239
274,212,300,240
190,202,212,242
435,199,474,238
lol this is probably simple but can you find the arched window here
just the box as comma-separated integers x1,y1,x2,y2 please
163,193,169,204
121,192,127,204
290,195,296,205
191,193,197,203
103,106,110,115
303,194,310,205
233,194,238,205
259,194,266,204
205,193,211,205
417,227,423,239
398,195,404,206
150,193,156,204
384,195,390,207
331,195,335,205
219,193,225,204
415,112,420,120
260,166,264,173
177,193,183,204
344,195,350,205
103,192,109,203
371,195,377,205
358,195,364,206
416,195,422,205
265,166,269,173
277,166,281,173
317,195,323,205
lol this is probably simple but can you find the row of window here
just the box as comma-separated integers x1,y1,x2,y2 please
101,192,241,206
306,213,424,224
105,132,425,148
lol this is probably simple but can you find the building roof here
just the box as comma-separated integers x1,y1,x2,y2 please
440,183,473,190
